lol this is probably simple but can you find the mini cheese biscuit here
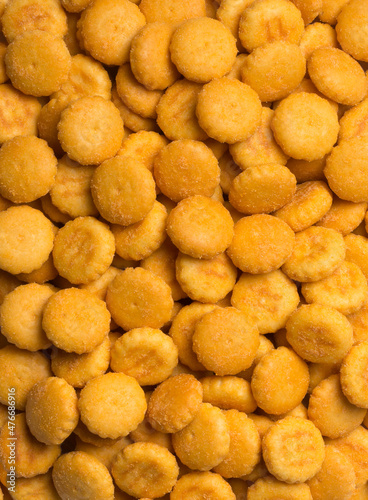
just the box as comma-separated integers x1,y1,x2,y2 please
117,131,168,172
110,327,178,386
52,216,115,284
336,0,368,63
347,299,368,345
229,164,297,215
247,476,313,500
57,96,124,166
37,97,70,157
241,42,306,103
200,375,257,414
153,139,220,202
25,376,79,445
238,0,304,52
172,403,230,471
106,267,174,330
0,345,51,410
91,156,156,226
75,435,132,471
77,0,145,66
218,152,243,195
175,251,237,304
299,22,338,60
239,334,275,381
61,0,93,12
328,426,368,487
169,302,218,371
282,226,346,282
170,471,236,500
316,197,367,235
262,416,325,484
116,64,163,120
130,22,180,91
0,135,57,204
286,303,353,363
52,451,114,500
192,307,259,376
338,98,368,143
274,181,333,232
111,442,179,498
251,346,309,415
78,372,147,439
111,85,159,133
213,409,261,478
196,77,262,144
308,47,368,105
147,374,203,433
0,413,61,478
291,0,322,24
229,108,289,170
0,283,54,351
340,341,368,409
141,239,186,301
1,0,67,42
227,214,295,274
112,201,167,261
51,336,110,388
271,92,339,161
52,53,111,103
0,83,42,144
156,79,208,141
139,0,206,23
5,30,71,97
9,471,63,500
324,137,368,203
42,287,110,354
301,261,368,315
50,156,98,219
166,195,234,259
343,234,368,282
0,205,55,275
216,0,253,42
170,17,237,84
231,270,300,334
41,193,71,225
0,270,20,306
73,420,120,448
308,374,366,439
307,445,356,500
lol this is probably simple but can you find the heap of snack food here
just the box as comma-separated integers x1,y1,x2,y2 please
0,0,367,498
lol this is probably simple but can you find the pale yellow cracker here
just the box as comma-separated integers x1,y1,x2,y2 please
5,30,71,97
238,0,304,52
336,0,368,62
0,135,57,204
170,471,236,500
0,205,55,275
52,451,114,500
170,17,237,84
308,374,366,438
57,95,124,165
172,403,230,471
196,77,262,144
175,251,237,304
282,226,346,282
262,416,325,483
77,0,145,66
111,442,179,498
316,197,367,235
200,375,257,414
25,376,79,445
117,130,168,172
227,214,295,274
231,270,300,334
302,260,368,315
341,341,368,409
286,303,354,363
0,283,54,351
299,21,338,60
248,476,313,500
274,180,333,232
0,413,61,478
192,307,259,376
52,216,115,284
78,372,146,439
241,42,306,103
251,346,309,415
106,267,174,330
0,345,51,410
